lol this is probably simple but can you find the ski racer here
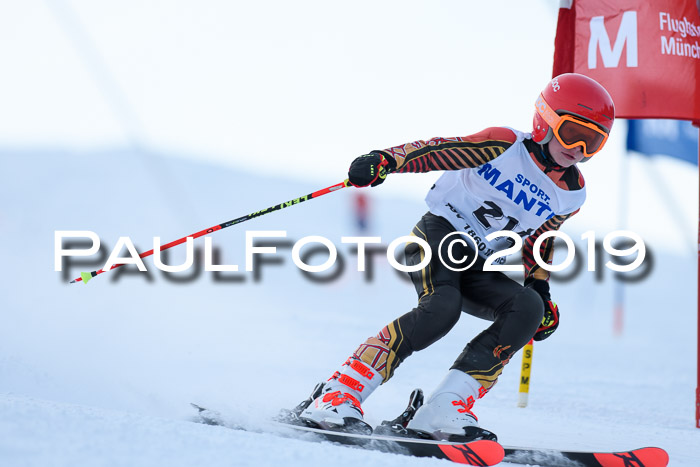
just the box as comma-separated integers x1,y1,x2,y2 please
299,73,615,439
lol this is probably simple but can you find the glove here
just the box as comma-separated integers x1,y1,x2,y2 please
348,153,395,187
526,279,560,341
535,300,560,341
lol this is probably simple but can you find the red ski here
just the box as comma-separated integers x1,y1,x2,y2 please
192,403,504,466
192,383,669,467
502,445,669,467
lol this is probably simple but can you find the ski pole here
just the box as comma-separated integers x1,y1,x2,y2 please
70,179,351,284
517,339,534,408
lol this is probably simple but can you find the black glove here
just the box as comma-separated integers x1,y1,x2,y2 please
348,153,395,187
526,279,560,341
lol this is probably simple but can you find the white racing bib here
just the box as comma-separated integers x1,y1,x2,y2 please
425,129,585,262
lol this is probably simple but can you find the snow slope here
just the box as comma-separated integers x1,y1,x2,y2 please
1,148,699,466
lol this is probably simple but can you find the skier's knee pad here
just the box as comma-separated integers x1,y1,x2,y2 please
513,287,545,329
404,284,462,351
420,284,462,321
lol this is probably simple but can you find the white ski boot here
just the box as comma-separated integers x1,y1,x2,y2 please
407,369,483,439
300,357,383,433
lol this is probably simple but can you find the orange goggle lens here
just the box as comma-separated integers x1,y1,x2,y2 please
554,117,608,157
535,94,609,158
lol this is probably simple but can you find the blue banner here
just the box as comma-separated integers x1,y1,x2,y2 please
626,119,699,165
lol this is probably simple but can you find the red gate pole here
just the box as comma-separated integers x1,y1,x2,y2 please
696,122,700,429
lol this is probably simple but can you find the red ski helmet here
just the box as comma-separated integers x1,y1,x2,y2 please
532,73,615,160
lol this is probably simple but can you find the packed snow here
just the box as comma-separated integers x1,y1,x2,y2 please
1,148,698,466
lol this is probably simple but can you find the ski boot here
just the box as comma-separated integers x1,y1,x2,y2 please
288,357,383,435
378,370,497,442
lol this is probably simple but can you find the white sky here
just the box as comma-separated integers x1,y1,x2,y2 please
0,0,697,252
1,1,559,178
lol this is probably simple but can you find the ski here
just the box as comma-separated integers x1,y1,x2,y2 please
192,383,669,467
502,445,669,467
378,387,669,467
191,403,504,466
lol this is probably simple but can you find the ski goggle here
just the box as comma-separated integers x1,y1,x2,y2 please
535,94,609,159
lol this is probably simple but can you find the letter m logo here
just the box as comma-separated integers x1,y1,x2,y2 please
588,11,638,69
